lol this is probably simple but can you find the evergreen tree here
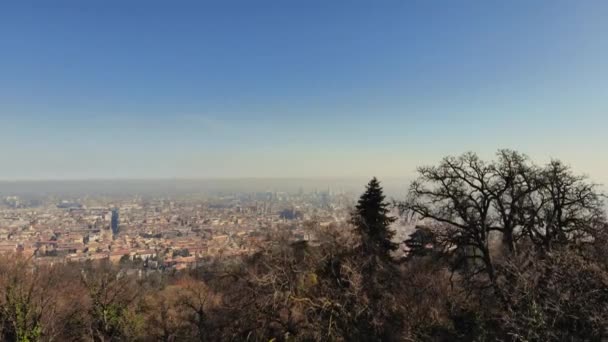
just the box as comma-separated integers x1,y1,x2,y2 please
352,177,398,258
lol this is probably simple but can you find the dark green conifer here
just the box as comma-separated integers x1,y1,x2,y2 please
352,177,398,258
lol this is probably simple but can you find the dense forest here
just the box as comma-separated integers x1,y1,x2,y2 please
1,150,606,341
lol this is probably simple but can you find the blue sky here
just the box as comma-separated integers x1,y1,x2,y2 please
1,1,607,182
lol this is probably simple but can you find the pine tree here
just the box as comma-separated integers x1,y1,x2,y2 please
352,177,398,258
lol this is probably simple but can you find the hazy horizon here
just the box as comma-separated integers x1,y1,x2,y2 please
0,177,413,199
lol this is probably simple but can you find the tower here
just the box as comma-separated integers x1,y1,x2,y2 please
111,208,119,236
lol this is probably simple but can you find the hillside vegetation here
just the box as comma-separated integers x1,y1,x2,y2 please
0,150,606,342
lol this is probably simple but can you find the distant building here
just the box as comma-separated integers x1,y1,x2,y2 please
111,209,119,236
56,200,82,209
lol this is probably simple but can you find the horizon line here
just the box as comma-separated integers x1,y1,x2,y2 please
0,176,412,183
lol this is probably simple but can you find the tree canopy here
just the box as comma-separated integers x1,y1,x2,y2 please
352,177,398,258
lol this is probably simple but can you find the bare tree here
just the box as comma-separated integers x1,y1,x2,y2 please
402,150,607,298
404,152,501,289
499,247,608,340
522,160,606,251
175,277,219,342
487,149,539,255
80,261,142,341
0,256,81,342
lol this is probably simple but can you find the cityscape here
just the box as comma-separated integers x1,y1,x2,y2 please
1,1,607,341
0,181,411,270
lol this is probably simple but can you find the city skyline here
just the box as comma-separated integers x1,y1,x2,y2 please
1,1,607,183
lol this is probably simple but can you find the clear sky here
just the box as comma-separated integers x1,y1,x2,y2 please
1,1,607,183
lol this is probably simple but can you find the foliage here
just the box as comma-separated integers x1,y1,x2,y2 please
0,151,605,341
351,177,399,259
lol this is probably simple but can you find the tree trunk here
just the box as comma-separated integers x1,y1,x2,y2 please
502,229,516,256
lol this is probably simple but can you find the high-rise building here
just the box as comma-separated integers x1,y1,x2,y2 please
111,208,119,236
